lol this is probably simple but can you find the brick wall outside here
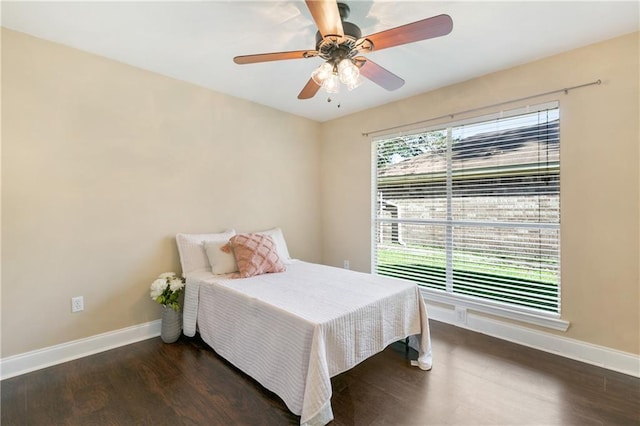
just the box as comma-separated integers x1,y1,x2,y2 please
377,195,560,258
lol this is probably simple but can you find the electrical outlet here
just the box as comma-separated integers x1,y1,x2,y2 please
71,296,84,313
343,260,350,270
455,306,467,324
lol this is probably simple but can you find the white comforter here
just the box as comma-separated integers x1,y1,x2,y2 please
182,261,432,425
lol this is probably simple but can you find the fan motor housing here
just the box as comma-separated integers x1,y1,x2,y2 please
314,21,362,47
315,21,362,62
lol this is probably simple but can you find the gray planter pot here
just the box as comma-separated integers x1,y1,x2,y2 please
161,305,182,343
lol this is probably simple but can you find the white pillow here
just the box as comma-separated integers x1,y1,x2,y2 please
176,229,236,276
204,241,239,275
256,227,293,264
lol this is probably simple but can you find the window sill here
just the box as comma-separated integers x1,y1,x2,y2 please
419,287,570,331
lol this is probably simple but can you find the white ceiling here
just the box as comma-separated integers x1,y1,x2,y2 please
2,1,638,122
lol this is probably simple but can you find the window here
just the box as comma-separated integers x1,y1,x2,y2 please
372,102,561,318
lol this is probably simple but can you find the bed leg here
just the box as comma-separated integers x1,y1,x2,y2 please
405,336,410,358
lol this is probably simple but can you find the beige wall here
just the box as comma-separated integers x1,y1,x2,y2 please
1,29,321,357
319,32,640,354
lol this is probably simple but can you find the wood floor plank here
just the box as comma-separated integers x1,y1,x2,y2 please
2,320,638,425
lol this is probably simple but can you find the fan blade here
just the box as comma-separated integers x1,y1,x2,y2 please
362,14,453,51
355,57,404,91
305,0,344,39
298,78,321,99
234,50,317,65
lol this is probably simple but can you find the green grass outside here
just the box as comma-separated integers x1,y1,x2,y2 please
377,245,558,284
376,245,559,312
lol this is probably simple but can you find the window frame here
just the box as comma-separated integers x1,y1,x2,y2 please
370,102,569,331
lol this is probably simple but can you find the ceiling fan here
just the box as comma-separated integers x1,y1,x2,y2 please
233,0,453,100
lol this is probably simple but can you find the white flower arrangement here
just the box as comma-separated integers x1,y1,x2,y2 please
150,272,185,312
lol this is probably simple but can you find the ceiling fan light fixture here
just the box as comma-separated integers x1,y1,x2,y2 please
321,73,341,93
346,75,364,91
311,61,333,85
337,58,360,86
311,58,362,94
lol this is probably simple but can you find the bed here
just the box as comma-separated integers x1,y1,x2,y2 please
177,229,432,426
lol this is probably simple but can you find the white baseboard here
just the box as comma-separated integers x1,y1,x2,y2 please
425,302,640,378
2,306,639,380
0,320,161,380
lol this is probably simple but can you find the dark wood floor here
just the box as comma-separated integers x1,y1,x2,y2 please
2,320,639,425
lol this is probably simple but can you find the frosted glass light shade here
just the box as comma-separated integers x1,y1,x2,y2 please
322,74,340,93
311,62,333,85
346,75,364,91
337,58,360,86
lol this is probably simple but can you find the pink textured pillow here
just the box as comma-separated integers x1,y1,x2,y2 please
227,233,286,278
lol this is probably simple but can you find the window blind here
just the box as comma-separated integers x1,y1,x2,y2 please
373,103,560,314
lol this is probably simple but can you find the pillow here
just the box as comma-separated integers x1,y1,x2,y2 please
256,227,293,264
228,233,286,278
175,229,236,276
204,241,238,275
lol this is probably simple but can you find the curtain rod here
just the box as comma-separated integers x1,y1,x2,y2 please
361,79,601,137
